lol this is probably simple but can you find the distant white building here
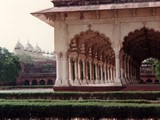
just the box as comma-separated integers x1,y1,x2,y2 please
14,40,56,61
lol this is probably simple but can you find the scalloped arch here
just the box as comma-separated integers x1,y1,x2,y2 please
68,29,115,61
121,27,160,64
70,29,111,46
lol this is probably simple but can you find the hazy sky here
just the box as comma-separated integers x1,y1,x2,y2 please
0,0,54,53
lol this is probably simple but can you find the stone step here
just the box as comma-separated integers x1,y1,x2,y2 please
122,84,160,91
53,86,125,92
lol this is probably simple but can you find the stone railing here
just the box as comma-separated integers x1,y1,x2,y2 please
52,0,160,7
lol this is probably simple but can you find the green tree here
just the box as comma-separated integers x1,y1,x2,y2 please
0,47,21,85
152,59,160,82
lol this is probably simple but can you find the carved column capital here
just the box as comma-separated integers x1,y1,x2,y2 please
62,52,68,60
55,52,61,60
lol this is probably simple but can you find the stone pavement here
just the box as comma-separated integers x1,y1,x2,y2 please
0,88,53,93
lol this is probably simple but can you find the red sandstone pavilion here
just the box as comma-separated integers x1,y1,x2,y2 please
32,0,160,91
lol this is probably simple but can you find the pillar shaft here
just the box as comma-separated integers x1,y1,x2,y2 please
55,52,62,86
68,58,73,83
120,55,125,85
107,65,111,83
74,59,80,84
95,63,99,83
114,51,122,85
61,52,69,85
89,61,93,83
78,60,81,83
100,63,103,83
82,59,87,84
110,65,113,82
124,56,127,81
104,63,107,83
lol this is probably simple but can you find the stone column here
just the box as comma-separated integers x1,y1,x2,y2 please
109,65,113,83
61,52,69,85
104,63,107,83
74,59,80,85
120,55,125,85
114,51,122,85
106,65,109,83
124,55,127,84
100,63,103,83
97,64,100,83
125,55,129,84
127,56,130,83
78,59,82,84
89,61,93,84
82,59,87,84
68,58,73,85
113,66,115,82
55,52,62,86
107,65,111,83
86,61,89,82
95,62,99,84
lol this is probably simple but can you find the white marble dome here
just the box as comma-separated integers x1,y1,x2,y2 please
24,41,34,52
14,40,24,50
35,44,42,53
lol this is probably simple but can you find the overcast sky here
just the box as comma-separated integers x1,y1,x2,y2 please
0,0,54,53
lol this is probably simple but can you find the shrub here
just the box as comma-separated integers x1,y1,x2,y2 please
0,100,159,119
0,92,160,100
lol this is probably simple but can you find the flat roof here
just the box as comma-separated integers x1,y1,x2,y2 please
51,0,160,7
32,1,160,14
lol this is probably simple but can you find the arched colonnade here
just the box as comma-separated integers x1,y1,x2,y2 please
55,28,160,86
68,30,115,85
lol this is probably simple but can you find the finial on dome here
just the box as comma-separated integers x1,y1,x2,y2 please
25,40,34,52
14,39,24,50
27,39,30,44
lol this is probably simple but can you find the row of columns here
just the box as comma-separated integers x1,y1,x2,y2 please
68,57,115,85
55,51,122,86
120,53,140,85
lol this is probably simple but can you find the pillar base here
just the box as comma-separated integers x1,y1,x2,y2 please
88,79,94,84
81,79,88,84
73,79,81,85
121,78,127,85
55,79,76,86
54,79,62,86
114,78,122,86
94,79,100,84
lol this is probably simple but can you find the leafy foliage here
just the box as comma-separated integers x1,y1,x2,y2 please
0,99,159,119
0,92,160,100
152,59,160,82
0,47,21,85
0,92,159,119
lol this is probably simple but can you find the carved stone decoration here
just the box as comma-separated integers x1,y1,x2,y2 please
44,13,56,22
88,24,92,30
68,29,115,63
